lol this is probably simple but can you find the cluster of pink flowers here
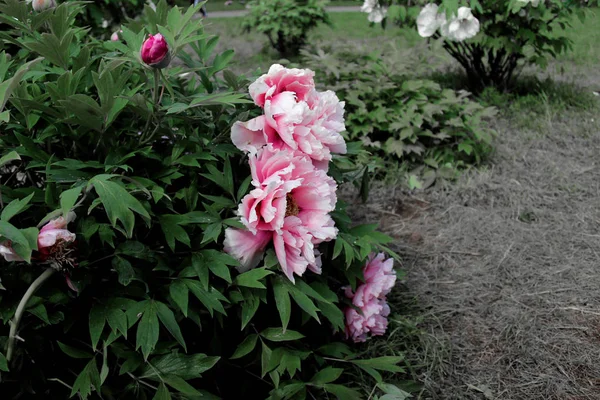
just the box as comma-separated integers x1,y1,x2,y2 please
225,64,347,282
344,253,396,343
1,213,76,266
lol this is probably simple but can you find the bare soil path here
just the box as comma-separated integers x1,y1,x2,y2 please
352,71,600,399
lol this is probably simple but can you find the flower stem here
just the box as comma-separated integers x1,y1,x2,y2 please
6,268,56,362
140,69,162,144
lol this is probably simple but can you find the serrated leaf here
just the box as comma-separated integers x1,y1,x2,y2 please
230,334,258,359
90,175,150,238
235,268,274,289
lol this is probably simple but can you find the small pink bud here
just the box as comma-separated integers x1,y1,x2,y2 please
32,0,57,12
110,30,122,42
140,33,171,69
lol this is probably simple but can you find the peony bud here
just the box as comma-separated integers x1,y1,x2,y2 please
140,34,171,69
32,0,57,12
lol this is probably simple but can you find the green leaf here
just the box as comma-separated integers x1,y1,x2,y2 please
89,175,150,238
105,306,128,339
160,215,191,251
202,249,236,283
1,193,34,222
191,252,209,289
153,383,172,400
230,334,258,359
240,290,260,329
60,186,83,218
350,356,405,373
141,353,220,380
311,367,344,385
89,305,106,351
260,327,304,342
322,384,362,399
0,352,8,372
155,301,187,352
70,359,101,399
261,342,273,378
286,282,320,322
169,280,189,317
272,277,291,332
235,268,274,289
0,151,20,168
0,221,33,262
136,301,159,360
164,375,202,396
57,342,93,359
185,280,227,316
112,256,135,286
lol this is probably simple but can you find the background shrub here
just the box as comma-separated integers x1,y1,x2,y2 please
242,0,331,58
303,46,497,189
368,0,600,92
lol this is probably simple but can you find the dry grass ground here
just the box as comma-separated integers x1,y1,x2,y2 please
203,10,600,399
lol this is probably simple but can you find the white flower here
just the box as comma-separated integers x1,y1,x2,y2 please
360,0,377,13
440,7,480,42
368,6,387,23
518,0,541,6
416,3,445,38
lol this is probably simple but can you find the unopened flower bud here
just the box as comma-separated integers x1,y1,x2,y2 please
140,34,171,69
32,0,57,12
111,30,122,42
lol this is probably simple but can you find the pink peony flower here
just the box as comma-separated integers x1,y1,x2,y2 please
345,298,390,343
223,228,272,272
344,253,396,342
38,213,76,261
249,64,315,108
141,34,170,68
0,241,23,262
226,147,337,282
232,65,347,166
348,253,396,307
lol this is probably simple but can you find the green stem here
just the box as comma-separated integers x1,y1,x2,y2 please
140,69,161,143
6,268,56,362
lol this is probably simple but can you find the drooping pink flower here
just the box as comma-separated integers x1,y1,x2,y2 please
248,64,315,108
0,241,23,262
349,253,396,307
37,213,76,261
141,34,170,68
345,298,390,343
344,253,396,342
223,228,272,272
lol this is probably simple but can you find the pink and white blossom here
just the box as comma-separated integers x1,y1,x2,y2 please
0,241,23,262
345,298,390,343
38,213,76,251
224,228,272,272
248,64,315,108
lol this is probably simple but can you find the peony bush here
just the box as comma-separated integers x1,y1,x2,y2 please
362,0,599,91
0,0,410,398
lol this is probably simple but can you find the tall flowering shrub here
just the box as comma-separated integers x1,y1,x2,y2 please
0,0,409,398
362,0,599,91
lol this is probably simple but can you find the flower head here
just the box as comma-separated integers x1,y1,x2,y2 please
111,30,122,42
249,64,315,108
141,34,171,68
224,228,272,272
37,213,76,266
440,7,480,42
367,6,387,23
345,298,390,343
417,3,445,38
32,0,56,12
